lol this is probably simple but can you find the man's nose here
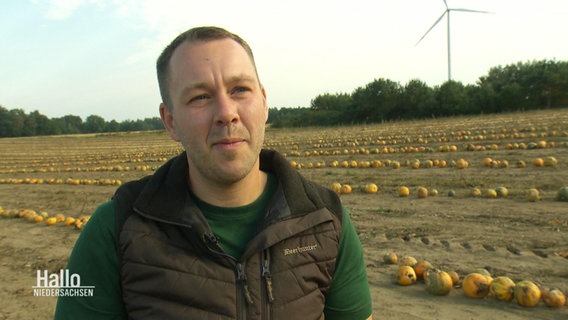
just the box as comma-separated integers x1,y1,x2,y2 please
214,93,240,126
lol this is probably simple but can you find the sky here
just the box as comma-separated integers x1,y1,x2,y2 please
1,0,567,122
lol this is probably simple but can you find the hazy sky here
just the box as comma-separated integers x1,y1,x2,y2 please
1,0,567,121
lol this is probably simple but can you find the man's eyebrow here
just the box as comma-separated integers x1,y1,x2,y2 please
179,75,258,97
226,74,258,85
179,82,207,98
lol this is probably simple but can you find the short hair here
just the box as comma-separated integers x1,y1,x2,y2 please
156,26,259,108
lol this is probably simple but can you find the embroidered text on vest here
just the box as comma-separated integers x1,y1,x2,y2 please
283,244,318,256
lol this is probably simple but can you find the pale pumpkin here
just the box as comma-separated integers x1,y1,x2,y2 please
425,269,453,296
556,187,568,202
525,188,541,202
398,255,418,267
383,252,398,265
330,182,342,194
489,276,516,301
364,183,379,194
485,189,498,199
495,186,509,198
398,186,410,197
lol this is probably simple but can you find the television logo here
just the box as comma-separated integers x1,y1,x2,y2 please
33,269,94,297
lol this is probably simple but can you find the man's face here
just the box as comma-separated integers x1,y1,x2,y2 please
160,39,268,186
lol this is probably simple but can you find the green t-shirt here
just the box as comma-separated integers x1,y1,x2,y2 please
54,175,372,320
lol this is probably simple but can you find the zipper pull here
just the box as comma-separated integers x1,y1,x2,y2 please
203,233,218,246
237,263,254,305
262,252,275,303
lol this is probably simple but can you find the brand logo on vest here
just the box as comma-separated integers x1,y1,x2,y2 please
283,244,318,256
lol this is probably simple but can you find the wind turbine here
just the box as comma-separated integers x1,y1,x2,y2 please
415,0,491,81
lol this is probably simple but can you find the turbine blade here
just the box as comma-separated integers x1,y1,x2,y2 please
451,8,493,14
443,0,449,9
415,11,447,46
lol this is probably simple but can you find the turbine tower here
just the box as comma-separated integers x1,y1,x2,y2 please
416,0,491,81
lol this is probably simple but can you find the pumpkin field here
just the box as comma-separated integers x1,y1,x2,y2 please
1,108,567,319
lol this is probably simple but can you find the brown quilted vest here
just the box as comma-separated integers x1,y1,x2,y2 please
113,149,344,319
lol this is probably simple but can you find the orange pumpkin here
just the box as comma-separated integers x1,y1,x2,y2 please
462,273,493,298
542,289,566,308
447,271,460,286
396,266,417,286
514,280,541,307
489,276,516,301
340,184,352,194
425,269,453,296
413,260,433,280
533,158,544,167
64,216,76,226
416,187,429,199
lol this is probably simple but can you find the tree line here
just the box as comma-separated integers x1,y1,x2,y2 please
1,59,567,137
0,110,164,137
269,59,568,127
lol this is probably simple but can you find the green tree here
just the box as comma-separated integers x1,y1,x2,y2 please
27,110,55,135
351,78,402,123
84,115,106,133
0,106,12,137
465,83,497,114
435,81,469,116
8,109,26,137
310,93,352,125
401,79,437,118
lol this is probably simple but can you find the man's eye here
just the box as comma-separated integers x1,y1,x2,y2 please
233,86,250,94
189,94,209,103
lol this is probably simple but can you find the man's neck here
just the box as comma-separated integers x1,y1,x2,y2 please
189,169,268,208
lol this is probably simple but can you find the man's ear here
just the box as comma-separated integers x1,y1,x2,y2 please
159,103,180,141
261,85,268,123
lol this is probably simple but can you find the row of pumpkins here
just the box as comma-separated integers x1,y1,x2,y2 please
385,252,566,309
0,207,90,230
331,182,568,202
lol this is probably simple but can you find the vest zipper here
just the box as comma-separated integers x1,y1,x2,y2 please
237,262,254,320
261,250,274,320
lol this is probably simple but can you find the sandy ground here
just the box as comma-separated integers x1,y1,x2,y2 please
1,182,567,319
1,110,567,319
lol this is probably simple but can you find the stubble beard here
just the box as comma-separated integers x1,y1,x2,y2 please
183,128,264,186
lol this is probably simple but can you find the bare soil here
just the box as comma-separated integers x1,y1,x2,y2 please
1,109,567,319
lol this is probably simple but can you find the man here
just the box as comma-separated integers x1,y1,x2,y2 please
55,26,373,319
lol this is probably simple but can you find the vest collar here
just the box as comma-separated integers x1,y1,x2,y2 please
132,149,323,228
